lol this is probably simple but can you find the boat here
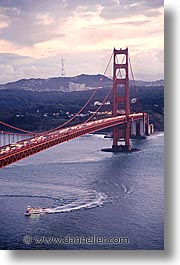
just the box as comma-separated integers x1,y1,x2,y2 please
24,206,49,216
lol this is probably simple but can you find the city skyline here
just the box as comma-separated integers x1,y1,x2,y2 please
0,0,164,84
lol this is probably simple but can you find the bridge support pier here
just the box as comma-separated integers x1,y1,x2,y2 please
131,113,153,139
131,120,137,137
139,114,145,138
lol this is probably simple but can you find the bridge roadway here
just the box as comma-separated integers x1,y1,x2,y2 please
0,113,144,168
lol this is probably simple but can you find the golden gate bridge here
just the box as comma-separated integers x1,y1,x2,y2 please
0,48,152,168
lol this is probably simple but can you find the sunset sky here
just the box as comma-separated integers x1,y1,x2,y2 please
0,0,164,84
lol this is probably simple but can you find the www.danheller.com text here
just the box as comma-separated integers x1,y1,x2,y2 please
23,235,129,245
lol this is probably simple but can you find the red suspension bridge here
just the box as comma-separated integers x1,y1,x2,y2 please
0,48,152,168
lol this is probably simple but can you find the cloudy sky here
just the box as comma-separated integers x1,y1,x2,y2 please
0,0,164,84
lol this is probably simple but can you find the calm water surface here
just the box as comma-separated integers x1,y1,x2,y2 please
0,133,164,250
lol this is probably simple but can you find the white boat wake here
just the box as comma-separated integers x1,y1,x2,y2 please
0,182,107,216
47,192,105,214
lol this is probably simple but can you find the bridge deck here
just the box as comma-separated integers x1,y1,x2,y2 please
0,113,143,168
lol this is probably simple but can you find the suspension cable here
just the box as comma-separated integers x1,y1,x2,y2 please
129,56,142,112
83,86,113,123
83,55,125,123
0,130,29,136
0,121,37,135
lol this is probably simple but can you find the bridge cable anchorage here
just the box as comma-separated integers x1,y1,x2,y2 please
0,51,113,137
129,56,142,113
83,55,125,123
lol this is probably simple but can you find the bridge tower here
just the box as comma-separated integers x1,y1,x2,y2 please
112,48,131,151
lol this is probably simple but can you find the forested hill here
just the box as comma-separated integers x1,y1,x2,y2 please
0,84,164,132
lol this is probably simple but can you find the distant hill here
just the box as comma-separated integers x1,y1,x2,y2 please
132,79,164,87
0,74,164,92
0,74,111,92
